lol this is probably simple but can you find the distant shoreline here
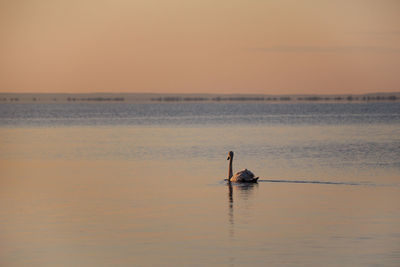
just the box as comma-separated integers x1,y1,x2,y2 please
0,92,399,103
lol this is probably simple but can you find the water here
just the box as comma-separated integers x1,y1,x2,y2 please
1,102,399,126
1,102,399,266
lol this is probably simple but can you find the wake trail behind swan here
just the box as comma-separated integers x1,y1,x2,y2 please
259,179,373,186
222,179,391,187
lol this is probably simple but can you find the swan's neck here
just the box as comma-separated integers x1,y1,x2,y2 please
228,157,233,180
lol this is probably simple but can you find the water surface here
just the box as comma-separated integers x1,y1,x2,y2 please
1,102,399,266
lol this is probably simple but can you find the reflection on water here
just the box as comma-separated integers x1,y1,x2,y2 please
226,182,259,266
227,182,258,238
228,183,234,238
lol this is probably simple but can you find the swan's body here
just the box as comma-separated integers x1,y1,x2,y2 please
230,168,257,182
227,151,259,183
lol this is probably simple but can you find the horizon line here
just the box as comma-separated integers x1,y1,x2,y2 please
1,91,399,96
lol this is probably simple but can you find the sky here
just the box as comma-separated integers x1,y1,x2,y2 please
0,0,399,94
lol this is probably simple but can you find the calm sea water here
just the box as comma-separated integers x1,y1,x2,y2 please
1,102,399,266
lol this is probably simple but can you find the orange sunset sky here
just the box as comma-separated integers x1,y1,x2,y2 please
0,0,399,94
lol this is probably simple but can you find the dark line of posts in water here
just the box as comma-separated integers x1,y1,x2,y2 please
0,94,398,103
151,95,398,102
0,97,125,102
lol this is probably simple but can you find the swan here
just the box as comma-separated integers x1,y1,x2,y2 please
227,151,259,183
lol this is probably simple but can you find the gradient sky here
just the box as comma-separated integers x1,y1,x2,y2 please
1,0,399,94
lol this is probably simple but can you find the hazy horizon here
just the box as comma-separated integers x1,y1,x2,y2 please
1,91,400,96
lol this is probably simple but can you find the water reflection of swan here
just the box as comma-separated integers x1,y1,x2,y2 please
227,151,259,183
228,182,258,203
227,182,258,235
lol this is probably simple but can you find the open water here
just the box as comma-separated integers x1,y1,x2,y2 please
0,102,399,266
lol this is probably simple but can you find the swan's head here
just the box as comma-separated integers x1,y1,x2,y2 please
227,151,234,160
